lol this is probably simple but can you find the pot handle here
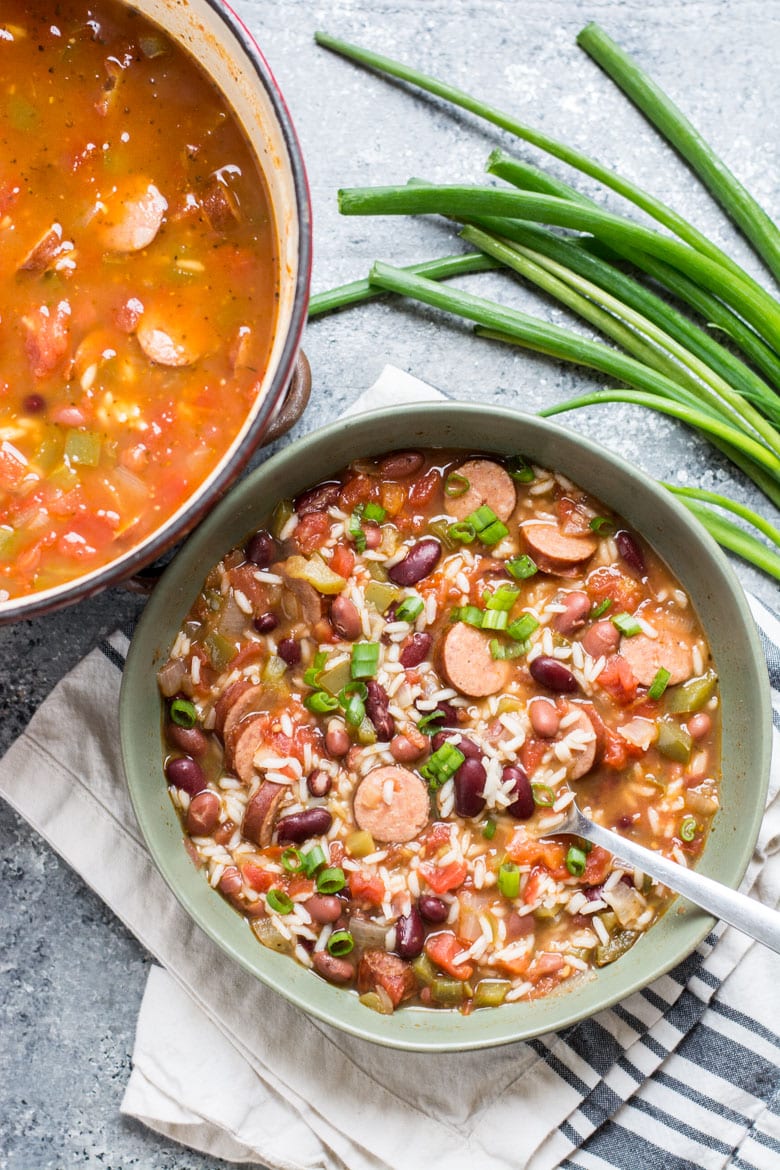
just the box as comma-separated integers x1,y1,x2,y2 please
125,350,312,595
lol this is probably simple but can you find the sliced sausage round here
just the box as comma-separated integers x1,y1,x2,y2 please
618,612,694,687
444,459,517,523
242,781,286,848
97,178,167,252
228,714,274,783
136,317,199,367
357,950,416,1007
214,678,253,735
221,684,267,749
440,622,511,698
353,766,430,844
522,522,597,576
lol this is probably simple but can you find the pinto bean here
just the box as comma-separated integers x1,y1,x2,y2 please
276,807,333,845
529,656,579,694
218,866,243,898
325,721,350,757
399,632,432,668
379,450,425,479
330,595,362,641
365,680,394,741
440,622,510,698
166,724,209,757
529,698,560,739
444,459,516,523
353,766,429,843
305,894,343,924
186,790,221,836
388,539,441,586
165,756,205,796
582,619,620,660
306,768,332,798
313,951,355,984
687,712,712,740
554,591,591,636
390,734,425,763
295,481,341,515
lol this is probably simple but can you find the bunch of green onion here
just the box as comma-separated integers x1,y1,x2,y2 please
309,25,780,580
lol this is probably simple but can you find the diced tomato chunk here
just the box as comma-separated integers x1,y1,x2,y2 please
527,952,565,982
338,473,378,511
349,870,385,905
419,860,468,894
421,821,452,858
586,566,643,613
521,737,548,776
506,833,566,873
295,511,331,554
288,875,315,899
581,845,611,887
597,655,639,706
56,513,116,560
424,931,474,980
329,542,355,579
241,863,275,892
0,441,29,491
23,300,71,377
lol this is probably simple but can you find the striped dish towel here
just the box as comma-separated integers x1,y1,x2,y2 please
1,368,778,1170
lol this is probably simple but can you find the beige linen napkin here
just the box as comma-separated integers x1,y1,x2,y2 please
2,367,778,1170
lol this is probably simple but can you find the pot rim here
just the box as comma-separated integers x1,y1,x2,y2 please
121,401,771,1052
0,0,312,625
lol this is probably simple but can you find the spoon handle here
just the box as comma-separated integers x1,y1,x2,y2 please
572,808,780,955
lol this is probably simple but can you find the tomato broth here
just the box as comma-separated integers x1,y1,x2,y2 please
0,0,278,598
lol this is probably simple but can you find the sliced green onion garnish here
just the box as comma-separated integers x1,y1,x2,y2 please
417,710,447,734
304,690,340,714
481,609,508,631
482,818,497,840
484,584,520,611
565,846,587,876
395,595,424,622
445,471,470,497
267,889,294,914
348,508,367,552
532,783,555,807
506,554,538,579
507,613,540,642
300,845,327,876
316,866,346,894
465,505,509,545
304,650,330,684
490,638,527,660
680,815,699,842
451,604,484,627
591,598,612,619
506,456,535,483
498,861,521,898
169,698,197,728
612,612,643,637
420,742,465,790
479,519,510,545
344,693,366,726
327,929,355,956
449,520,477,543
589,516,615,534
362,502,387,523
351,641,380,679
647,667,671,700
281,847,303,873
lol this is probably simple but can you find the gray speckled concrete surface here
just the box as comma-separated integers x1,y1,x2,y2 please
1,1,777,1166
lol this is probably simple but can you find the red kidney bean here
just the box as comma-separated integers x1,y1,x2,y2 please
166,724,209,757
616,529,646,577
390,734,424,763
529,656,579,693
363,522,382,550
432,732,480,758
365,680,394,741
325,722,350,757
399,632,432,668
528,699,560,739
395,907,425,959
304,894,342,924
687,712,712,740
379,450,425,479
214,819,237,845
418,895,448,924
454,757,487,818
254,611,278,634
23,393,46,414
306,768,332,798
165,755,205,796
276,807,333,844
330,595,362,641
186,790,220,836
554,591,591,636
585,883,606,901
582,619,620,659
218,866,243,898
277,637,301,666
505,910,535,940
388,539,441,586
424,701,459,731
295,481,341,515
503,764,534,820
245,529,276,568
313,951,354,984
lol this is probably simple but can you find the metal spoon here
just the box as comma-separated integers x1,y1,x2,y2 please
552,797,780,954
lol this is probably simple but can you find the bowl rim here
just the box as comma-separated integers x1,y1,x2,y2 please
121,401,772,1052
0,0,313,625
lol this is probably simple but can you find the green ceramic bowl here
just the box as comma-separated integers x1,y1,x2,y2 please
120,403,771,1051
